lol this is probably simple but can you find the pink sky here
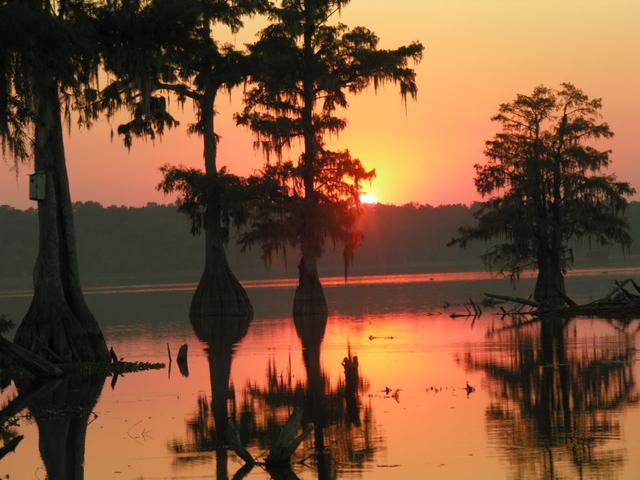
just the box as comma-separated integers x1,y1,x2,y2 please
2,0,639,209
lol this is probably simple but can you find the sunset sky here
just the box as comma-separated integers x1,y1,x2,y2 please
1,0,639,209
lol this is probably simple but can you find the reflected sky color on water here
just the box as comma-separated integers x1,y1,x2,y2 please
1,272,640,479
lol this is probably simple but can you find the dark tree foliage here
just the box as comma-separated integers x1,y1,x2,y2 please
0,0,109,362
237,0,423,313
158,165,249,238
450,84,635,305
98,0,267,318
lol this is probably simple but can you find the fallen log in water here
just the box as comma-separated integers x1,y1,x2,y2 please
485,279,640,318
484,294,540,308
0,380,59,421
0,336,63,378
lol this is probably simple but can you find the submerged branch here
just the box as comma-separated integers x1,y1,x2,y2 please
485,279,640,319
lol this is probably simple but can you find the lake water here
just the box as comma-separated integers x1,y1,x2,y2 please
1,270,640,479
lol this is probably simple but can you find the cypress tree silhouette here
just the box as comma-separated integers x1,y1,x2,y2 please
450,84,635,306
237,0,423,315
0,0,109,362
99,0,267,319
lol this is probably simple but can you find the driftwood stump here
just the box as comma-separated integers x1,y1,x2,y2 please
342,353,359,397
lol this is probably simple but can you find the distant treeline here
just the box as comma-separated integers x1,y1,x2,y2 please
2,201,639,288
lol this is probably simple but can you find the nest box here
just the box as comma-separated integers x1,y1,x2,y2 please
29,171,47,201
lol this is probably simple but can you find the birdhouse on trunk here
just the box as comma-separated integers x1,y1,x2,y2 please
29,171,47,201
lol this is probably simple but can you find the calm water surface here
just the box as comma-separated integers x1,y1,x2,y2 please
1,271,639,479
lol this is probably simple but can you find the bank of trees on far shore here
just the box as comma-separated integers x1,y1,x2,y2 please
2,201,638,287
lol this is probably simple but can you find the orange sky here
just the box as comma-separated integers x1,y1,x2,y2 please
2,0,639,209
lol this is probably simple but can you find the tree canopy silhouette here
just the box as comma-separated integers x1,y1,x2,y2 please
99,0,267,318
0,0,109,362
237,0,423,314
450,84,635,306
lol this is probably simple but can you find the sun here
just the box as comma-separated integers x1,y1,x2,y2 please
359,193,378,205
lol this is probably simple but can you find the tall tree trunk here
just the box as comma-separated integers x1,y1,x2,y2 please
190,92,252,319
542,121,567,308
294,6,328,317
14,79,109,363
534,249,566,307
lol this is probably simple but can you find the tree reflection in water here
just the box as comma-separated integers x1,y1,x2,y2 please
463,316,639,479
169,314,252,479
171,312,383,479
14,374,106,480
242,312,382,479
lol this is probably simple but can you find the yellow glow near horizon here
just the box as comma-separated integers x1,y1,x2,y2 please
360,193,378,205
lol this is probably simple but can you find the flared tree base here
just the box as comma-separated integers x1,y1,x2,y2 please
190,265,253,319
293,283,328,318
293,305,328,353
190,312,252,347
534,270,567,308
14,295,110,363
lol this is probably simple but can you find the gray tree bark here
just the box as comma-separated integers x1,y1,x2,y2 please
14,78,109,363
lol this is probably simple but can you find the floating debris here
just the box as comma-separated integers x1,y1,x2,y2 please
369,335,395,341
465,381,475,396
450,298,483,319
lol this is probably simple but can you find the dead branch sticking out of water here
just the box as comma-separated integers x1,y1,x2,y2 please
226,419,255,466
0,435,24,461
265,408,312,467
109,346,119,364
450,299,483,319
485,279,640,318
